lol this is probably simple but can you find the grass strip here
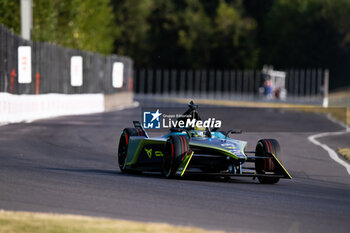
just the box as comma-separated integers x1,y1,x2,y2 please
0,210,227,233
337,148,350,161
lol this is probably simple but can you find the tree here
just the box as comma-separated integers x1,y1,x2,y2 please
177,0,213,68
264,0,350,88
112,0,153,66
145,0,182,68
0,0,20,34
211,0,258,68
72,0,115,54
32,0,115,54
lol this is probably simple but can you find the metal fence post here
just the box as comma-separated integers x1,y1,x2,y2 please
300,70,305,97
180,69,186,97
201,70,207,99
216,70,222,99
317,69,322,96
254,70,261,100
323,69,329,108
306,69,311,97
163,69,169,97
294,70,299,98
171,69,177,97
237,70,242,100
230,70,236,100
244,70,249,99
147,69,153,95
223,70,229,99
287,69,294,98
311,69,316,97
139,69,145,95
194,70,200,98
156,69,162,96
209,70,215,99
248,70,254,99
187,70,193,98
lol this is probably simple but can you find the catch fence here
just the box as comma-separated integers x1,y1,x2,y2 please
0,24,133,95
134,68,329,105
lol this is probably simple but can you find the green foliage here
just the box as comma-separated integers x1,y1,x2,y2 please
212,0,258,68
1,0,350,88
263,0,350,88
264,0,350,66
177,0,212,68
144,0,181,68
112,0,153,66
0,0,115,54
0,0,20,34
72,0,115,54
32,0,59,43
111,0,258,69
33,0,115,54
216,0,240,44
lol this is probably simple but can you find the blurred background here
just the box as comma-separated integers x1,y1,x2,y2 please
1,2,350,232
1,0,350,105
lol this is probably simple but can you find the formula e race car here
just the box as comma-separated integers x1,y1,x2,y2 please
117,101,292,184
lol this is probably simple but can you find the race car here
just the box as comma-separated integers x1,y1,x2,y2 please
117,101,292,184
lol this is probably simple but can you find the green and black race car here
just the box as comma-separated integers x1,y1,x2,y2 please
118,101,291,184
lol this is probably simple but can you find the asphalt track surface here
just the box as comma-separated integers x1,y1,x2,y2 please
1,101,349,233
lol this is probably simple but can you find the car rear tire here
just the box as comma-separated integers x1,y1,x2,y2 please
162,135,189,178
255,139,280,184
118,128,146,173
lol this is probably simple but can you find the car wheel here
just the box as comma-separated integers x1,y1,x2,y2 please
118,128,145,173
255,139,280,184
162,135,189,178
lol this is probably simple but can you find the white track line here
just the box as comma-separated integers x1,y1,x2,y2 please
307,114,350,175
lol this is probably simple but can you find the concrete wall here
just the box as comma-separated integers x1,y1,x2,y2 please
0,92,133,124
104,92,133,111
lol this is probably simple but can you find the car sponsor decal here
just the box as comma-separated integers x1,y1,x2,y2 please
145,148,152,159
155,151,163,157
144,148,164,159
